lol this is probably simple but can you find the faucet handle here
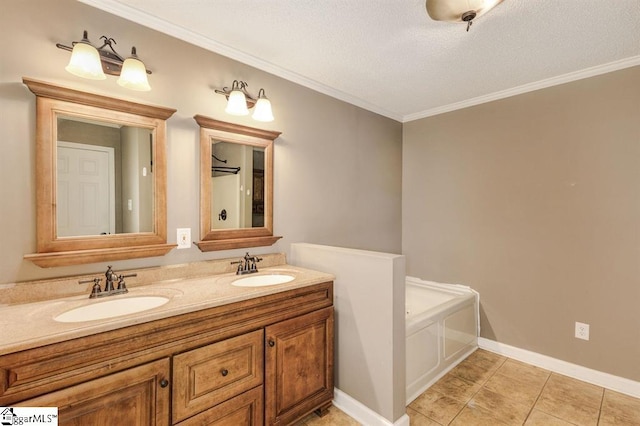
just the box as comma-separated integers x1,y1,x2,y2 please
79,277,102,298
231,259,244,274
116,273,136,293
248,254,261,272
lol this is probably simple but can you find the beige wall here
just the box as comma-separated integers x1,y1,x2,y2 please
403,67,640,381
0,0,402,283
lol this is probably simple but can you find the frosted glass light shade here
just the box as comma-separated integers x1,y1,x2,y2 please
426,0,503,22
252,97,274,122
225,90,249,116
65,42,106,80
117,57,151,91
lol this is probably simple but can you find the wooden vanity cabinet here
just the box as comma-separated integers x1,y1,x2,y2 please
17,358,171,425
265,307,334,425
0,281,334,426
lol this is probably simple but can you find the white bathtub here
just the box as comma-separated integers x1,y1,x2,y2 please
405,277,479,404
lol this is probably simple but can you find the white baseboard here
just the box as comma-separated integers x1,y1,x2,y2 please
478,337,640,398
333,388,410,426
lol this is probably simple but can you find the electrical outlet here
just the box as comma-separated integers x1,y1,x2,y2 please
176,228,191,249
575,322,590,341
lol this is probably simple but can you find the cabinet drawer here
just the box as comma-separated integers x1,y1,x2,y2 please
176,386,263,426
173,329,264,423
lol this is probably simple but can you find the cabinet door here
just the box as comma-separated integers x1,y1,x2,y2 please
17,358,170,426
265,307,334,425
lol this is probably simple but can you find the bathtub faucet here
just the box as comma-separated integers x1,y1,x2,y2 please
231,252,263,275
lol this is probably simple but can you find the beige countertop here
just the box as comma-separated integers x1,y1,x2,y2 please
0,265,334,355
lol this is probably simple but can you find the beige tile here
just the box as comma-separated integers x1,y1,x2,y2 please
301,406,361,425
483,368,548,407
533,373,602,426
466,348,507,365
536,374,604,414
540,373,604,408
406,407,443,426
295,411,317,426
465,350,507,371
469,387,533,424
409,388,466,425
411,351,640,426
535,398,599,426
598,414,640,426
449,355,503,385
497,358,551,385
524,409,576,425
599,389,640,425
429,373,481,403
449,404,512,426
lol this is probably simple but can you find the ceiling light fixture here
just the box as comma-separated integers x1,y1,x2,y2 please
426,0,504,31
56,30,152,91
215,80,274,122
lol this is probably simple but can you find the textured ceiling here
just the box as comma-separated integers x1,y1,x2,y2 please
81,0,640,122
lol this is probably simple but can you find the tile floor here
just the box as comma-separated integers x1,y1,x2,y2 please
298,349,640,425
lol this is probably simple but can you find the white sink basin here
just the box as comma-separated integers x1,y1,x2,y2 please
54,296,170,323
232,274,295,287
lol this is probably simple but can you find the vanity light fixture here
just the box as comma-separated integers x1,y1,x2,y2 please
215,80,275,122
56,30,152,91
252,89,275,122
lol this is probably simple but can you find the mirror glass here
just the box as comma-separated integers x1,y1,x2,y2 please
57,115,154,237
23,78,176,267
210,141,264,230
194,115,281,252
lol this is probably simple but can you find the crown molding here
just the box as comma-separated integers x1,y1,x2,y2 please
403,56,640,122
77,1,639,124
77,0,403,122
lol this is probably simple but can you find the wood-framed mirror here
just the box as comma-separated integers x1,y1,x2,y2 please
23,78,177,267
194,115,282,251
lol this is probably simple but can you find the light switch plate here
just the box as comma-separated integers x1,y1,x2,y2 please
177,228,191,249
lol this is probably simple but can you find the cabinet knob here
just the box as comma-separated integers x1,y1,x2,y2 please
268,339,275,347
160,379,169,388
221,369,229,377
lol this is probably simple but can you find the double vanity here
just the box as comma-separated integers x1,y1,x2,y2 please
0,256,335,425
5,77,333,424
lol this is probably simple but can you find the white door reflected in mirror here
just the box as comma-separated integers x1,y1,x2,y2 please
57,115,154,237
57,141,115,236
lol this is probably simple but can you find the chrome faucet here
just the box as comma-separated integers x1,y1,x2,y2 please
231,252,263,275
79,266,137,298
